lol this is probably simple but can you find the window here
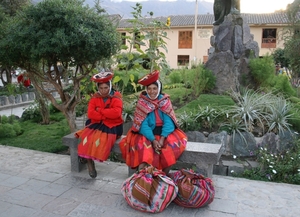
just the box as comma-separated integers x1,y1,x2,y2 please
121,32,126,45
203,56,208,64
261,28,277,48
178,31,192,49
134,32,141,49
177,55,189,66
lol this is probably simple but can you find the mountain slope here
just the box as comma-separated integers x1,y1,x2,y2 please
33,0,213,18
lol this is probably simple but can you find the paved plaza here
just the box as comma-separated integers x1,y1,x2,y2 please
0,145,300,217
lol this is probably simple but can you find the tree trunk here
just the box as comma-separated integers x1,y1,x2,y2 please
64,110,77,133
34,88,50,124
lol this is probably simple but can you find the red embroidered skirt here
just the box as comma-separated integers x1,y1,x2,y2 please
119,128,187,170
75,122,122,162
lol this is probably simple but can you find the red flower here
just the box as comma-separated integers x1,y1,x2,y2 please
17,74,24,83
23,79,31,87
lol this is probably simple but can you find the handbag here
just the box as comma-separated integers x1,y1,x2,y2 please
169,169,215,208
121,165,178,213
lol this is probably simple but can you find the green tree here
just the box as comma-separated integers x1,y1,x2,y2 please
285,0,300,77
272,48,289,68
0,0,30,86
115,3,170,93
0,0,120,132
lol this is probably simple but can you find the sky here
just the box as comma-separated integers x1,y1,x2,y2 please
116,0,295,14
198,0,294,13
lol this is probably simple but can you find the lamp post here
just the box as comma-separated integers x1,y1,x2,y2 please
194,0,198,64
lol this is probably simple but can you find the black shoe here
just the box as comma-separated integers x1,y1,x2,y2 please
87,160,97,178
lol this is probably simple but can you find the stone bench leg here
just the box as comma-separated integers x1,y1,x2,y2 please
70,147,85,172
68,139,85,172
195,162,213,178
128,167,136,177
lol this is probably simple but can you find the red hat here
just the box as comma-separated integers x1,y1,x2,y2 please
138,70,160,86
91,71,114,83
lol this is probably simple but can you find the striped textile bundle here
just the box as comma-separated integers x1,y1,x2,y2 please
169,169,215,208
121,166,178,213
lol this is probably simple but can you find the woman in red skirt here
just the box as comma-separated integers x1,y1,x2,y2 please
119,70,187,175
75,71,123,178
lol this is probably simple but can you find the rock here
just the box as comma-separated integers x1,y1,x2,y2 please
205,14,259,94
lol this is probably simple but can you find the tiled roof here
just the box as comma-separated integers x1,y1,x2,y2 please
118,12,297,28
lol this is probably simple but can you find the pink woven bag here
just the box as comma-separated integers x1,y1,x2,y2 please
169,169,215,208
121,166,178,213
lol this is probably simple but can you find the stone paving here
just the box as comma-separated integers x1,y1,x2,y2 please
0,145,300,217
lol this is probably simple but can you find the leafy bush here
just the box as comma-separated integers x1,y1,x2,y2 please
76,98,88,117
241,142,300,184
12,122,23,135
249,55,275,86
0,115,9,124
21,104,42,123
115,52,144,71
267,75,296,96
168,70,182,84
123,100,136,122
113,70,144,94
0,123,16,138
185,65,216,97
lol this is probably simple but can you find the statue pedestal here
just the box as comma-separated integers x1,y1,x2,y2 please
205,14,259,94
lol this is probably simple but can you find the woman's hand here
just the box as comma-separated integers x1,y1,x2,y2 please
159,136,165,148
152,140,161,154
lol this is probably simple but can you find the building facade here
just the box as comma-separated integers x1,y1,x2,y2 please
117,12,290,69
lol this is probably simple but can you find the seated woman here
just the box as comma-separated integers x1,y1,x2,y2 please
119,70,187,175
75,71,123,178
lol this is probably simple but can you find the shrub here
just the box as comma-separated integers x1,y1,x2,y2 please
0,123,16,138
12,122,23,135
0,115,9,124
185,65,216,97
267,75,296,97
249,55,275,86
21,104,42,123
241,142,300,184
168,70,182,84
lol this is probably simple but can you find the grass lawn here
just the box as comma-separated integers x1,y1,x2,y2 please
0,113,70,153
0,88,234,154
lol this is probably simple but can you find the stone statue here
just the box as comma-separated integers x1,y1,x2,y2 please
213,0,240,25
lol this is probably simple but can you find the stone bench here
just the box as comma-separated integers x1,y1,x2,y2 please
62,133,224,177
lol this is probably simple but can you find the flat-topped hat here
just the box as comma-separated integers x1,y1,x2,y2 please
138,70,159,86
91,71,114,83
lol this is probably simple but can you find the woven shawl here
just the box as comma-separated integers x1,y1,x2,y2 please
131,91,178,132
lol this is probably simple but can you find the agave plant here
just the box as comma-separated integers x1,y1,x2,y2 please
177,110,201,132
266,96,293,134
220,117,248,145
228,88,275,133
194,105,219,130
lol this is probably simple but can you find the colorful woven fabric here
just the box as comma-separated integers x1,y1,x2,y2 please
131,92,178,132
169,169,215,208
75,123,122,162
119,128,187,170
121,166,178,213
